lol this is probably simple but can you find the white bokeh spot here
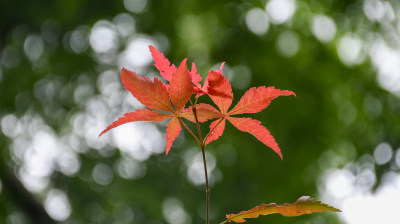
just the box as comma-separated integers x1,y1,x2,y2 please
312,15,337,43
266,0,296,24
245,8,270,35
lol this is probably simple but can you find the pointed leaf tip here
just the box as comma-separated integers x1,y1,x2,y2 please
190,62,202,87
219,62,225,72
149,45,177,82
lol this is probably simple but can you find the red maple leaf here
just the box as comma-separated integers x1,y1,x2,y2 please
100,46,214,155
100,46,295,158
203,65,296,159
99,58,193,155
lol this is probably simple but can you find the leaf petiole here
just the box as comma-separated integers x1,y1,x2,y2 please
177,116,202,147
190,100,204,143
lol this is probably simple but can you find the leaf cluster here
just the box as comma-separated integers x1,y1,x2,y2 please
100,46,295,158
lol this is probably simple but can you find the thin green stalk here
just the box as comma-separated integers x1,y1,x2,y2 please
189,98,210,224
182,97,211,224
201,144,210,224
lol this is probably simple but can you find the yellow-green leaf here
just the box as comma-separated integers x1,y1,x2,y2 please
221,196,341,223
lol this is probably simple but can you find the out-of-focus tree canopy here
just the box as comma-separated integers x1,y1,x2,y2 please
1,0,400,224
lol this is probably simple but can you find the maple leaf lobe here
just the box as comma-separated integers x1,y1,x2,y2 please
120,68,173,113
99,109,173,137
205,118,226,145
149,45,176,81
227,117,283,159
206,70,233,114
165,117,182,155
229,86,296,115
169,59,193,113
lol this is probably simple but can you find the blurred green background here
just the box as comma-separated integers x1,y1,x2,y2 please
1,0,400,223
